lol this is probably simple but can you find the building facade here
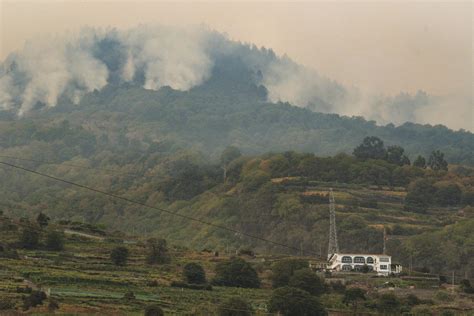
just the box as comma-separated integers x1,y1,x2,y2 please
328,253,392,276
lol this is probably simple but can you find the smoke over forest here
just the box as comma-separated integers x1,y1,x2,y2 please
0,25,471,130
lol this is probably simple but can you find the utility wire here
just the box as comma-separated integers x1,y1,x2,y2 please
0,161,319,257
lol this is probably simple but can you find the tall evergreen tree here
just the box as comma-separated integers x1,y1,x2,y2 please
428,150,448,171
413,155,427,168
353,136,387,160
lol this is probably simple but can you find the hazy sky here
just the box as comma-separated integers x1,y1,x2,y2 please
1,0,472,100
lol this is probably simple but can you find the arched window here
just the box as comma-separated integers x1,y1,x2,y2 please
342,264,352,271
366,257,374,264
354,265,364,271
354,256,365,264
342,256,352,263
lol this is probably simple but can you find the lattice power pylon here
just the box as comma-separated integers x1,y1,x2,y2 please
328,188,339,258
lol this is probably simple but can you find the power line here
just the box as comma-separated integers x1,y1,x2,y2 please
0,161,319,257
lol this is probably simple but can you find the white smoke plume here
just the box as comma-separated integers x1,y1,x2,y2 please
5,32,109,116
0,75,16,110
261,55,347,113
119,25,213,91
0,25,470,131
0,26,216,116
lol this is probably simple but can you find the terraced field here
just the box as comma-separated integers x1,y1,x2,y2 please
1,214,473,315
0,219,276,315
277,179,470,235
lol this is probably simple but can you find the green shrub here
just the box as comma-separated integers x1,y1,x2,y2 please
0,298,15,310
183,262,206,284
435,290,453,302
48,299,59,312
461,190,474,206
217,297,253,316
46,230,65,251
213,257,260,288
288,268,325,296
237,247,255,257
144,304,164,316
19,227,40,249
460,279,474,293
268,286,327,316
16,286,32,293
110,246,129,266
405,294,421,306
377,293,401,315
147,280,159,287
0,244,19,259
36,212,50,228
404,179,436,212
343,288,366,306
146,238,170,264
330,281,346,293
271,259,308,288
22,290,47,310
435,183,462,206
123,291,135,300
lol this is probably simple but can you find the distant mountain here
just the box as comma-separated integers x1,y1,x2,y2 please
1,75,473,166
0,26,345,116
0,26,472,165
1,25,471,130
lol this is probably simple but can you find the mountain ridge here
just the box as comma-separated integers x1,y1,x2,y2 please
6,78,470,165
1,26,471,130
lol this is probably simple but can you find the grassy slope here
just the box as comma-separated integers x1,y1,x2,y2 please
0,218,272,315
143,177,473,254
1,216,473,315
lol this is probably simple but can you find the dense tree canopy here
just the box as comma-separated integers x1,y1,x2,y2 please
36,213,50,229
213,257,260,288
288,268,326,296
343,288,366,314
386,145,410,166
183,262,206,284
110,246,129,266
353,136,387,160
0,118,471,277
19,227,40,250
377,293,401,315
45,230,65,251
413,155,427,168
428,150,448,171
271,259,309,288
268,287,327,316
146,238,170,265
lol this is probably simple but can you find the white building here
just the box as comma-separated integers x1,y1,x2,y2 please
328,253,392,276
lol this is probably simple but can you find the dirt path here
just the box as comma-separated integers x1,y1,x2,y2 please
63,229,105,241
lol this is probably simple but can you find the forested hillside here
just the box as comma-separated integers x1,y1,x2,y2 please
1,78,473,165
0,27,473,165
1,121,473,277
0,37,473,279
